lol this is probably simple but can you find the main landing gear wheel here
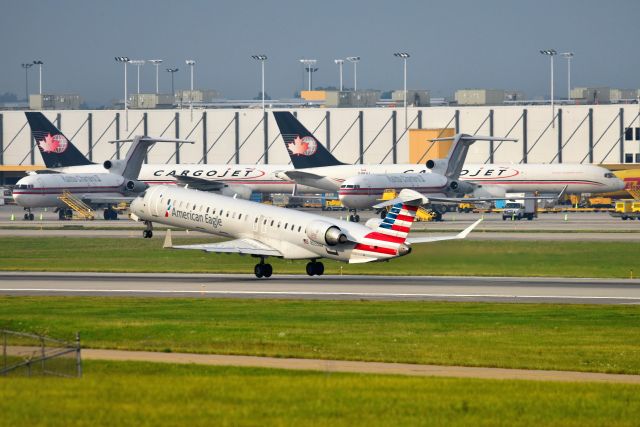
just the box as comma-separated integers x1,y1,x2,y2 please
306,261,324,276
254,262,272,278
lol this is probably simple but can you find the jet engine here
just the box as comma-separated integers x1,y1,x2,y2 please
305,220,348,246
103,159,126,174
426,159,447,173
125,180,149,194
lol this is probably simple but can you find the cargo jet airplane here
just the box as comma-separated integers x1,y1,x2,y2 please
14,113,193,220
130,185,482,278
272,112,624,198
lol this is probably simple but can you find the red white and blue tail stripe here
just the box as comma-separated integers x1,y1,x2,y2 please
350,201,419,262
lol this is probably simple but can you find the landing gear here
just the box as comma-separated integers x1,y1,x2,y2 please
348,210,360,223
306,260,324,276
57,209,72,220
380,210,387,219
142,221,153,238
254,258,272,278
103,208,118,220
23,208,34,221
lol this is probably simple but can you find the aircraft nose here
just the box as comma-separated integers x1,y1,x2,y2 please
615,178,626,191
129,196,144,215
11,191,23,206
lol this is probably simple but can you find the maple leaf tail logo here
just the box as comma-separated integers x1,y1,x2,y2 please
37,133,69,154
287,135,318,156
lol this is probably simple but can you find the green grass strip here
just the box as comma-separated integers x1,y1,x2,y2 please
1,297,639,374
0,236,638,277
0,360,639,426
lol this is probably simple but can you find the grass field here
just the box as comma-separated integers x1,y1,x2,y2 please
0,236,638,277
1,360,639,426
2,297,639,374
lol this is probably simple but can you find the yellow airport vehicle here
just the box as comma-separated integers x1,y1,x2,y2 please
58,191,95,220
322,199,346,211
457,201,474,213
610,199,639,220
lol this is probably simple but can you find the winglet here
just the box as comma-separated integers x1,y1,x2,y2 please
163,229,173,249
457,218,483,239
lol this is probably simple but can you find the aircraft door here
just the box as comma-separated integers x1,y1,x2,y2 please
151,187,163,217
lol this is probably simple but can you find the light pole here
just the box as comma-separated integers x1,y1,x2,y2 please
251,55,268,112
540,49,557,127
334,59,344,91
346,56,360,91
561,52,574,101
166,67,179,99
149,59,163,94
21,63,33,103
299,59,317,91
115,56,129,130
394,52,410,130
32,60,43,94
129,60,145,94
185,60,196,116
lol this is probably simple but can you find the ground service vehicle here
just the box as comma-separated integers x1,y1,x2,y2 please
502,193,537,220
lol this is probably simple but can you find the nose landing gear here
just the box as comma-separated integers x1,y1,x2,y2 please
23,208,34,221
142,221,153,238
348,209,360,223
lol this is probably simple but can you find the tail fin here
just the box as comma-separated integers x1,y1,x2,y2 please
428,134,517,180
367,189,427,244
108,136,195,180
25,112,93,168
273,111,344,169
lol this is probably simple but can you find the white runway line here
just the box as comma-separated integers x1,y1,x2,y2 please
2,288,640,301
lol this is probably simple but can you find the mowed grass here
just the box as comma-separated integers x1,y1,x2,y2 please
0,236,638,277
1,361,639,427
2,297,639,374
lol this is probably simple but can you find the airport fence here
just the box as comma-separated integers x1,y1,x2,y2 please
0,329,82,378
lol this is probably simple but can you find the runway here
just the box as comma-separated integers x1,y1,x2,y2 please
1,272,639,304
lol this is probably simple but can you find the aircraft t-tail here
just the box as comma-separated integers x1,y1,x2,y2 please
130,185,482,278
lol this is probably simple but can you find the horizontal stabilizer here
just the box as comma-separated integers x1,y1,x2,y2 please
406,218,483,244
372,188,429,209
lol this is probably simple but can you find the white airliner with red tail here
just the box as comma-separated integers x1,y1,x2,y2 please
130,185,481,278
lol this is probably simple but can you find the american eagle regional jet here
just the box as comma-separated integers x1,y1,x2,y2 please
130,185,482,278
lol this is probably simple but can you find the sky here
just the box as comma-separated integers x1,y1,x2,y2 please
1,0,639,105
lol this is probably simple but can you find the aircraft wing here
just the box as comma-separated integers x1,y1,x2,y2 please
174,176,225,191
80,195,135,204
406,218,483,244
164,232,282,257
374,186,567,208
281,170,340,192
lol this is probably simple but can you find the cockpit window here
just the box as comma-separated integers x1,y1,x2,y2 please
604,173,615,178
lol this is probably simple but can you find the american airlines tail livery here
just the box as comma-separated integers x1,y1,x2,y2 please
130,185,482,277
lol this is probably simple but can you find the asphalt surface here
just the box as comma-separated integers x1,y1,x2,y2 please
1,272,639,304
